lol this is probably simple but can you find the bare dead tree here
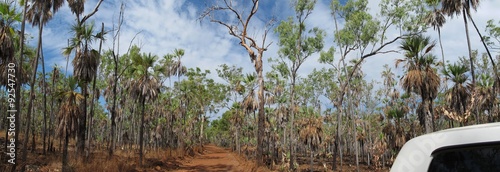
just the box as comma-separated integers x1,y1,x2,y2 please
201,0,273,166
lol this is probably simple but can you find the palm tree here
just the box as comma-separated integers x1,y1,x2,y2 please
0,1,18,86
56,77,83,171
425,0,446,71
442,62,470,125
25,0,65,155
441,0,479,84
298,116,323,172
442,0,499,83
397,35,440,133
476,74,495,122
64,22,100,159
126,52,160,166
63,0,103,159
170,48,187,81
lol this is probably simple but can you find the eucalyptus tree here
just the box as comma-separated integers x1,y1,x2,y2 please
201,0,273,164
181,67,227,147
216,64,245,152
485,20,500,52
200,78,228,146
126,50,160,166
323,0,427,169
25,0,65,155
273,0,324,169
100,3,131,157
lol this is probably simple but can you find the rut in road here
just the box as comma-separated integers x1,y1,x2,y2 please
174,145,249,172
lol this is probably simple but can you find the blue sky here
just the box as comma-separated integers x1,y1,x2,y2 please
23,0,500,119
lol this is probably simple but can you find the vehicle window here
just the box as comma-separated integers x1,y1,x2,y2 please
428,144,500,172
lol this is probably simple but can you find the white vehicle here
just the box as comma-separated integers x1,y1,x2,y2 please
391,122,500,172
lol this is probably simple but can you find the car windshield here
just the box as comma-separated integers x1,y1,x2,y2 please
428,143,500,172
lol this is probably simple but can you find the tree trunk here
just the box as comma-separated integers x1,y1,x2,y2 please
62,129,70,172
333,106,342,171
88,23,104,160
31,103,36,152
199,115,204,147
438,27,446,76
289,80,296,171
425,100,433,133
256,54,266,166
14,1,28,170
22,21,42,164
236,126,240,155
462,8,475,85
108,53,118,158
353,114,359,172
309,141,313,172
39,23,48,155
77,82,87,160
467,13,500,82
139,96,146,166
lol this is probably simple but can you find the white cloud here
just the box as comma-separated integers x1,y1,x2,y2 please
24,0,500,118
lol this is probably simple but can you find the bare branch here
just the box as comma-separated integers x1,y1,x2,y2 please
81,0,104,24
377,50,401,54
224,0,244,26
126,31,144,55
361,34,412,60
243,0,259,46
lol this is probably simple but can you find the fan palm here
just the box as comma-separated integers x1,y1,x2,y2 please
56,77,83,172
64,22,100,159
126,52,160,166
397,35,440,133
67,0,85,17
476,74,495,121
443,62,469,116
0,1,20,86
425,0,446,71
298,116,323,172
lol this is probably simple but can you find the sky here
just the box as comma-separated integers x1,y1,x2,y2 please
23,0,500,119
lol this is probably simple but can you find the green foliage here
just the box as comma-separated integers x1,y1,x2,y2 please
0,1,22,24
484,19,500,51
442,62,469,85
332,0,379,47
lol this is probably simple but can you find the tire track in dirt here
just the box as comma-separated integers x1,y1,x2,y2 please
173,145,247,172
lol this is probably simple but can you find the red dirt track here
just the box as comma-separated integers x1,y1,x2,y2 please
173,145,250,172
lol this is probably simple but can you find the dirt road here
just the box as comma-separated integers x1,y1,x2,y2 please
173,145,249,172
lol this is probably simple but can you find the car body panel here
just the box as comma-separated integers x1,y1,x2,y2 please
390,122,500,172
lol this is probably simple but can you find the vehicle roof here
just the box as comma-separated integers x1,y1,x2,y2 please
390,122,500,172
